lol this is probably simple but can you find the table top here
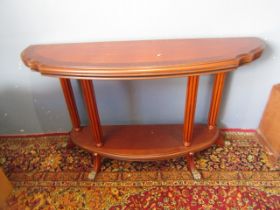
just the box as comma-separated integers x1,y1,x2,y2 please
21,37,264,80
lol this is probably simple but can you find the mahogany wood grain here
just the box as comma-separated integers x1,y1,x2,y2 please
80,80,103,147
21,38,264,80
183,76,199,146
59,78,80,131
70,124,219,161
208,73,226,129
22,38,264,179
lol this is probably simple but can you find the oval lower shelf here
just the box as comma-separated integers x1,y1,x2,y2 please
70,124,219,161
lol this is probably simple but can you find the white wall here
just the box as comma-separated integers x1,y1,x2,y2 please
0,0,279,134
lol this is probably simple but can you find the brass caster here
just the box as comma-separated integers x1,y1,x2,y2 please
191,169,202,180
88,170,97,180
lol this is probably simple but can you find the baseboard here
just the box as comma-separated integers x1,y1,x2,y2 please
220,128,256,133
0,132,69,138
0,127,256,139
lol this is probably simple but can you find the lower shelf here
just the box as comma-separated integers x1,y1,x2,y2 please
70,124,219,161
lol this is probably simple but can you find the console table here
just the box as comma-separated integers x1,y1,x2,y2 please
21,38,264,180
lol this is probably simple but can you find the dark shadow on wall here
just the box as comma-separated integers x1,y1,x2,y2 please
0,87,71,134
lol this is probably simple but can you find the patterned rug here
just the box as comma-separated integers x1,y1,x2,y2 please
0,130,280,209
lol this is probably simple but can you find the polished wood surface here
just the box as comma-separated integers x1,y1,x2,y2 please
59,78,80,131
80,80,103,147
22,37,264,179
70,124,219,161
21,38,264,80
183,76,199,146
208,73,226,129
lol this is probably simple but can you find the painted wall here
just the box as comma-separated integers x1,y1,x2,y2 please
0,0,279,134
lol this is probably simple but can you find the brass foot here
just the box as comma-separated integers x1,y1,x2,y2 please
186,152,202,180
88,170,97,180
88,153,101,181
190,168,202,180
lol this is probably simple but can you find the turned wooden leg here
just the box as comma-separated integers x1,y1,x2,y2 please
80,80,103,147
208,73,226,146
88,153,101,180
183,76,199,146
186,152,202,180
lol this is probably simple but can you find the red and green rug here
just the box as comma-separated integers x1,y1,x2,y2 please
0,130,279,209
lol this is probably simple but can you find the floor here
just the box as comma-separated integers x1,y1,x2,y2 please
0,130,279,209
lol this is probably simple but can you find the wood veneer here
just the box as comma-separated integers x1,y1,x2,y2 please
70,124,219,161
183,76,199,146
21,37,265,180
22,38,264,80
208,73,226,129
80,80,103,147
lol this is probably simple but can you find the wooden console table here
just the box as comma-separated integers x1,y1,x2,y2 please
21,38,264,179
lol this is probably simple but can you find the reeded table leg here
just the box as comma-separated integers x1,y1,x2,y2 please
80,80,103,180
183,76,199,146
183,76,201,179
60,78,81,148
80,80,103,147
208,73,227,146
